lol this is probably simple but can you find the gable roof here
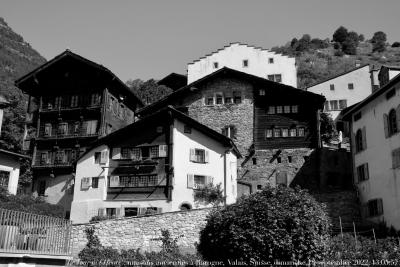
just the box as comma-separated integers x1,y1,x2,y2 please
0,149,30,160
342,73,400,120
14,50,144,107
138,67,325,116
157,73,187,91
306,64,370,90
80,106,241,160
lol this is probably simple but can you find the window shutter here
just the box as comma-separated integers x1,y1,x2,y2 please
362,126,367,150
100,150,108,164
159,145,168,157
112,147,121,159
206,176,213,185
383,113,389,138
98,208,105,217
187,174,194,189
205,150,209,163
377,199,384,215
139,208,147,215
109,176,120,187
156,208,162,214
397,105,400,132
364,163,369,180
189,149,195,161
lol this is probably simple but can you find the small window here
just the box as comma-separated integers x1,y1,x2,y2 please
392,148,400,169
44,123,52,137
252,158,257,165
194,175,207,189
213,62,219,69
277,157,282,163
92,177,99,188
265,129,273,138
259,89,266,96
216,94,223,104
298,127,305,137
222,125,236,139
71,95,79,107
150,146,159,158
357,163,369,182
267,75,275,81
124,207,138,217
290,128,297,137
233,91,242,104
388,109,398,135
330,84,335,91
206,97,214,106
275,74,282,83
291,105,298,113
355,129,363,152
368,199,383,217
273,128,281,137
281,128,288,137
284,106,291,113
330,100,339,110
195,149,205,163
257,184,262,190
224,96,233,104
276,106,283,114
339,100,347,110
58,123,68,136
106,208,116,218
348,83,354,90
268,58,274,64
242,59,249,67
288,156,292,163
184,125,192,134
94,152,101,164
267,106,275,114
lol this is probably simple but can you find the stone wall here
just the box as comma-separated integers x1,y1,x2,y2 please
71,208,211,258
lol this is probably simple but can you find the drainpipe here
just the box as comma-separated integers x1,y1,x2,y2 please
223,150,227,207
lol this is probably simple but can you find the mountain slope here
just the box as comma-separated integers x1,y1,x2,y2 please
0,17,46,152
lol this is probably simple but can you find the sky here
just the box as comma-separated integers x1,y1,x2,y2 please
1,0,400,82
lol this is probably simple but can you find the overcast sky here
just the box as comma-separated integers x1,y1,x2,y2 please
2,0,400,82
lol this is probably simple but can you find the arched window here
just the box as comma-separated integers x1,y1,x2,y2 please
388,109,397,135
355,129,363,152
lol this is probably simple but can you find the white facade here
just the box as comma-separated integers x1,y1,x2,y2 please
0,152,21,195
187,43,297,87
349,79,400,229
71,118,238,224
307,65,372,120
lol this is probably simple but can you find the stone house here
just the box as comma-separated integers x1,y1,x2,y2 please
70,106,240,223
343,73,400,230
138,67,325,195
15,50,143,218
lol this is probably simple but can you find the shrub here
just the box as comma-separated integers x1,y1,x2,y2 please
197,186,330,263
392,42,400,48
334,50,345,57
194,183,225,207
372,31,387,52
89,215,110,223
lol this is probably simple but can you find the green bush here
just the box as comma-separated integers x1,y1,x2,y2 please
0,187,64,217
197,186,330,263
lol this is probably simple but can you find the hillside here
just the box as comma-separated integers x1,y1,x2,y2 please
0,17,46,152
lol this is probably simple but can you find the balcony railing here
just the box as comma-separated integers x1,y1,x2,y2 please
37,129,98,140
39,103,101,113
33,156,76,168
0,208,72,256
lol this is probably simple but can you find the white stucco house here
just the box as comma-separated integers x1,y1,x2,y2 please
343,73,400,230
307,64,372,121
70,106,240,223
186,42,297,87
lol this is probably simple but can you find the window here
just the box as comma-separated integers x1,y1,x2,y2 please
257,185,262,190
38,180,46,196
276,106,283,114
284,106,291,113
90,93,101,106
73,122,80,134
184,125,192,134
330,100,339,110
259,89,266,96
355,128,365,152
282,128,289,137
268,58,274,64
121,148,131,159
339,100,347,110
267,106,275,114
148,175,158,186
195,149,205,163
388,109,398,135
216,94,223,104
265,129,273,138
106,208,116,218
392,148,400,169
43,97,54,110
368,199,383,217
224,96,233,104
55,96,62,108
233,91,242,104
222,125,236,139
71,95,79,107
291,105,298,113
213,62,219,69
58,123,68,136
40,152,48,165
290,128,297,137
252,158,257,165
125,207,138,217
141,147,150,159
150,146,159,158
131,148,140,160
85,120,98,135
194,175,206,189
94,152,101,164
92,177,99,188
330,84,335,91
277,157,282,163
267,75,275,81
298,127,305,137
356,163,369,182
44,123,52,136
273,128,281,137
348,83,354,90
0,171,10,189
206,97,214,106
267,74,282,83
288,156,292,163
242,59,248,67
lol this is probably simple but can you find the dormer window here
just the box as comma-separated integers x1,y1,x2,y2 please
213,62,219,69
243,60,249,67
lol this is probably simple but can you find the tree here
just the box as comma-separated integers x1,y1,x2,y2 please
320,112,335,142
295,34,312,52
333,26,349,44
358,34,365,42
197,186,330,263
126,78,172,106
371,31,387,52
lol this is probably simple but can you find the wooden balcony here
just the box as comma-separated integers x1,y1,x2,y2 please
39,103,101,113
0,208,72,257
37,128,98,140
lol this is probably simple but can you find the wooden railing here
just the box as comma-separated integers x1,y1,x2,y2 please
0,209,72,256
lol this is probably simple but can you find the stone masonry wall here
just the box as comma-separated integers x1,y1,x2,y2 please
71,208,211,259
